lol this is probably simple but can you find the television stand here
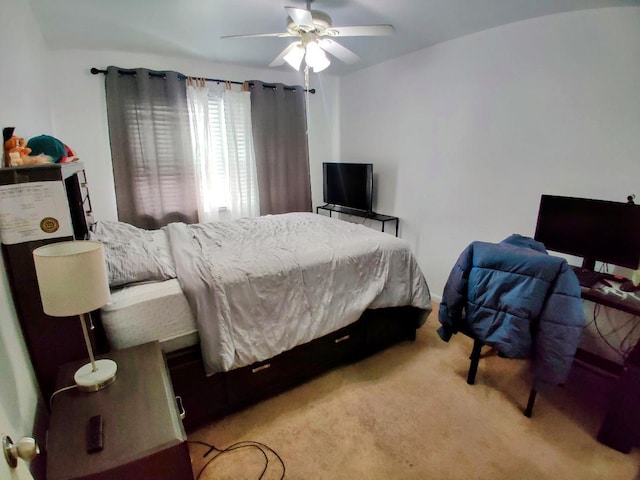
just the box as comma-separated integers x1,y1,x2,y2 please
316,204,399,237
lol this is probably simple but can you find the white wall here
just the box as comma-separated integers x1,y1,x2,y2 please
46,50,339,222
338,7,640,298
0,1,49,477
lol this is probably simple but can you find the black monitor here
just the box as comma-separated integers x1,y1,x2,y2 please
323,162,373,212
534,194,640,271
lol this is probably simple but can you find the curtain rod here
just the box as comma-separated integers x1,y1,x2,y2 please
90,67,316,94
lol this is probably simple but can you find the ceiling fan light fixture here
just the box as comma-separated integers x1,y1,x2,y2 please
311,54,330,72
283,43,305,70
225,4,395,73
305,41,330,72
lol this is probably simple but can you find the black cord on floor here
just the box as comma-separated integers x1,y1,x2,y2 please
590,302,639,363
619,314,640,361
591,303,625,360
188,439,285,480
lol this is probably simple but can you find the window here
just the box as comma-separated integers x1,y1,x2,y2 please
187,84,259,222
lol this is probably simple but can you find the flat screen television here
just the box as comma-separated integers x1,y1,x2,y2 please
323,162,373,212
533,194,640,271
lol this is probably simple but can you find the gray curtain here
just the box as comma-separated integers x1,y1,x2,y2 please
249,81,312,215
105,66,198,228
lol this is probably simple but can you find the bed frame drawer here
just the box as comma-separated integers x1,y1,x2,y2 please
226,321,365,405
303,320,366,371
226,348,304,405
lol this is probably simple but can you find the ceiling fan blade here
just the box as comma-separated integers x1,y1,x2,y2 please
221,32,295,39
269,43,300,67
285,7,314,29
326,25,395,37
318,39,360,64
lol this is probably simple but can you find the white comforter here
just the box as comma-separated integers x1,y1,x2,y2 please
165,212,431,376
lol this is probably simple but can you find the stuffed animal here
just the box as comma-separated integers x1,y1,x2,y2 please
2,127,54,167
27,135,78,163
2,129,78,167
21,153,53,166
4,135,32,165
4,135,51,166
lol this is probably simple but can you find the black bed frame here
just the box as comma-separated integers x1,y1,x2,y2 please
165,306,426,432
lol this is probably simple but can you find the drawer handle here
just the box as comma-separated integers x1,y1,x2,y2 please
252,363,271,374
334,335,350,344
175,396,186,420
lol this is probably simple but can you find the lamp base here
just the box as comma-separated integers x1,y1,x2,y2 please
74,359,117,392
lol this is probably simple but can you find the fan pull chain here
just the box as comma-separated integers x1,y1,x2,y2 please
304,65,310,136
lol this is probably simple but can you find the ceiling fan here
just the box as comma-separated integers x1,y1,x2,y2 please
221,0,395,73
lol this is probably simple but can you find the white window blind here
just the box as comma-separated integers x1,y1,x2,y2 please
187,85,259,222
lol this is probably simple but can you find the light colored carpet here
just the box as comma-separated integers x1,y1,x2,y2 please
188,313,640,480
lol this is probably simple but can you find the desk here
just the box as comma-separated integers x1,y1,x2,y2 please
581,286,640,318
578,283,640,453
316,204,399,237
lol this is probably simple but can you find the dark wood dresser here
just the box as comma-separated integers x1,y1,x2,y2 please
0,162,101,402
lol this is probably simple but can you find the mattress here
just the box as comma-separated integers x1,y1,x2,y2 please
100,279,198,353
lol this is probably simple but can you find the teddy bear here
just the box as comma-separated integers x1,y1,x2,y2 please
4,135,33,166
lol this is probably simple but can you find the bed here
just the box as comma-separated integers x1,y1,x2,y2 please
91,212,432,431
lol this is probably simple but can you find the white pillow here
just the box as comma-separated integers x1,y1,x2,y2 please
89,221,176,287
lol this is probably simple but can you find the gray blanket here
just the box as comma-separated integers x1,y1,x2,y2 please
166,213,432,375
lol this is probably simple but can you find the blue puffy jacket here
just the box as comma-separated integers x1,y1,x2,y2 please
438,234,585,391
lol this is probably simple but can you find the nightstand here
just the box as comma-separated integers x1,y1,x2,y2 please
47,342,193,480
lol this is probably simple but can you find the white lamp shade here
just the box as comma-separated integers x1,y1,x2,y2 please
33,240,111,317
284,43,305,71
305,42,330,72
311,55,330,73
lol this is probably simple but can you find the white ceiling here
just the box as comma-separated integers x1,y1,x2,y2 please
29,0,639,76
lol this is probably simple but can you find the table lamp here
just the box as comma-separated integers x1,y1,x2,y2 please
33,240,116,392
